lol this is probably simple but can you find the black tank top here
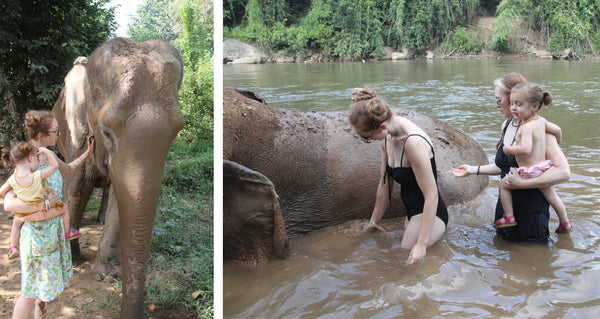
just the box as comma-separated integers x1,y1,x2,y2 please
384,134,448,225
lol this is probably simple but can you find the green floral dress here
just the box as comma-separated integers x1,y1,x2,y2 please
20,166,72,301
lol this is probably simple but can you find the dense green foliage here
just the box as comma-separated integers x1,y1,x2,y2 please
0,0,116,143
224,0,600,58
465,0,600,55
225,0,480,59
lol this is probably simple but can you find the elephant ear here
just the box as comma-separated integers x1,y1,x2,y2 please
62,56,90,149
223,160,289,264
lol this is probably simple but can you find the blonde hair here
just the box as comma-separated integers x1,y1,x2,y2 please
348,88,392,132
494,72,527,93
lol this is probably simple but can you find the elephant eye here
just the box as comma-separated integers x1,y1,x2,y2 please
101,127,116,150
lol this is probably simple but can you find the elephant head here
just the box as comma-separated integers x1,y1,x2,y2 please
55,38,184,318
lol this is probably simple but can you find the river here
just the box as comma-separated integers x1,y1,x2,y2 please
223,59,600,318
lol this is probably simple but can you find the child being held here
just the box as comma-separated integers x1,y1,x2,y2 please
1,142,80,241
496,82,571,234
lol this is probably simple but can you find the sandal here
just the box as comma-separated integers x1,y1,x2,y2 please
65,229,81,241
494,215,517,229
555,221,572,234
8,246,19,259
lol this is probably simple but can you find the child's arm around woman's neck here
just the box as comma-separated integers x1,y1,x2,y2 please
38,147,59,179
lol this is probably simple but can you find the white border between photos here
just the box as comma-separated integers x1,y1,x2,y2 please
213,0,223,317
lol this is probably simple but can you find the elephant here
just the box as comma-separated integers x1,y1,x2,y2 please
52,38,184,318
223,86,489,264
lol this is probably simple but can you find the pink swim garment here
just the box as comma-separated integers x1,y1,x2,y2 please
516,160,553,178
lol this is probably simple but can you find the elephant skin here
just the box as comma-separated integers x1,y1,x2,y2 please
52,38,184,318
224,87,489,254
223,160,289,264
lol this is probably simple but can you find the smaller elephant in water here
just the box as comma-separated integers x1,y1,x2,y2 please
53,38,184,318
223,87,489,264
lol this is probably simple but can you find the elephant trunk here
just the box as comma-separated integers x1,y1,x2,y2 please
111,149,168,318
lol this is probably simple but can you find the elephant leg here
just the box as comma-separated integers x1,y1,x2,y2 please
91,185,121,280
96,186,110,224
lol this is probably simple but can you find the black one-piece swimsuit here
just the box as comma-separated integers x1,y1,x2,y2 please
384,134,448,226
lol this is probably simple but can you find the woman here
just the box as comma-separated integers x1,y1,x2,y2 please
4,110,94,319
452,73,570,242
349,88,448,264
7,110,94,258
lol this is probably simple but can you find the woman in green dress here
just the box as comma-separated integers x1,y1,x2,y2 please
3,110,93,318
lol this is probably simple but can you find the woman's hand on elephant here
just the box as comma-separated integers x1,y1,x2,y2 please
407,243,426,264
87,135,96,153
451,165,471,177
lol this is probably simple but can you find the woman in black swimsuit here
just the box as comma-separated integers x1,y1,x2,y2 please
349,88,447,264
453,73,571,242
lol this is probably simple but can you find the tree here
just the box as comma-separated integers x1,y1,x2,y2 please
176,0,214,144
224,0,250,28
127,0,177,42
0,0,115,144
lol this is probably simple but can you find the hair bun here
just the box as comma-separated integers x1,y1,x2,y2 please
351,88,376,102
24,112,40,128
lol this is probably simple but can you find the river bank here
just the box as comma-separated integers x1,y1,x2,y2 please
224,17,600,64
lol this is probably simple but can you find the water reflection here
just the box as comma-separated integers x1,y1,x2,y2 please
223,60,600,318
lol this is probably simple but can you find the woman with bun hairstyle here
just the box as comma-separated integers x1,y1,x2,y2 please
4,110,94,260
1,110,93,318
349,88,448,264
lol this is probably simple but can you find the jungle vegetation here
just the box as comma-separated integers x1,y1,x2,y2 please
224,0,600,60
1,0,214,317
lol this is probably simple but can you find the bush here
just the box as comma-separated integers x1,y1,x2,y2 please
162,144,213,194
441,26,485,54
177,55,214,145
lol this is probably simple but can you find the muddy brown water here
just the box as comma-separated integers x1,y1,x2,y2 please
223,59,600,318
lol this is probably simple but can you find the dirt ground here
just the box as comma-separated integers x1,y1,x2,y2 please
0,208,124,318
0,170,184,318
